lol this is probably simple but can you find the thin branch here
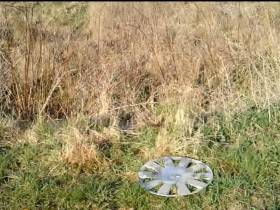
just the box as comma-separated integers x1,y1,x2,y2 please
38,69,78,118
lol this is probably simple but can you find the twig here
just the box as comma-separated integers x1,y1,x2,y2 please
107,101,159,112
38,69,78,118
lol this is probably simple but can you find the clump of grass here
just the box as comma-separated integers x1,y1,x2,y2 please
0,118,18,147
52,115,124,172
61,141,100,170
56,125,104,172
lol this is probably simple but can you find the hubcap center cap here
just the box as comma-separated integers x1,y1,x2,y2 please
160,167,190,184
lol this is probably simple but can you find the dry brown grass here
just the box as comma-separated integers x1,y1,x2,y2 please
56,122,113,171
1,2,280,157
0,118,18,147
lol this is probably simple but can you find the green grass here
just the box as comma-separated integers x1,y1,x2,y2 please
0,107,280,209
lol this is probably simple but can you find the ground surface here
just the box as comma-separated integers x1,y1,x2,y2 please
0,106,279,210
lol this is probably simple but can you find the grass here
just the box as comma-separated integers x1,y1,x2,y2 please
0,106,279,210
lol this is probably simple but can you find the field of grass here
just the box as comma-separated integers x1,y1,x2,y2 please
0,2,280,210
0,106,279,209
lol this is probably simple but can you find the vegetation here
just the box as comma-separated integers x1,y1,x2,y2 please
0,2,279,209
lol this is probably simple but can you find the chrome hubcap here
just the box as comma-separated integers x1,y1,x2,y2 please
138,156,213,197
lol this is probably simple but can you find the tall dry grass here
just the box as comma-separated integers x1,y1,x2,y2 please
1,2,280,146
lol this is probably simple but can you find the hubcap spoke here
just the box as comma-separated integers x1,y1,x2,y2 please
139,171,157,179
189,163,204,172
157,183,173,195
178,158,191,168
194,172,213,180
163,157,174,168
176,181,191,195
186,179,207,189
144,179,162,190
144,161,162,172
